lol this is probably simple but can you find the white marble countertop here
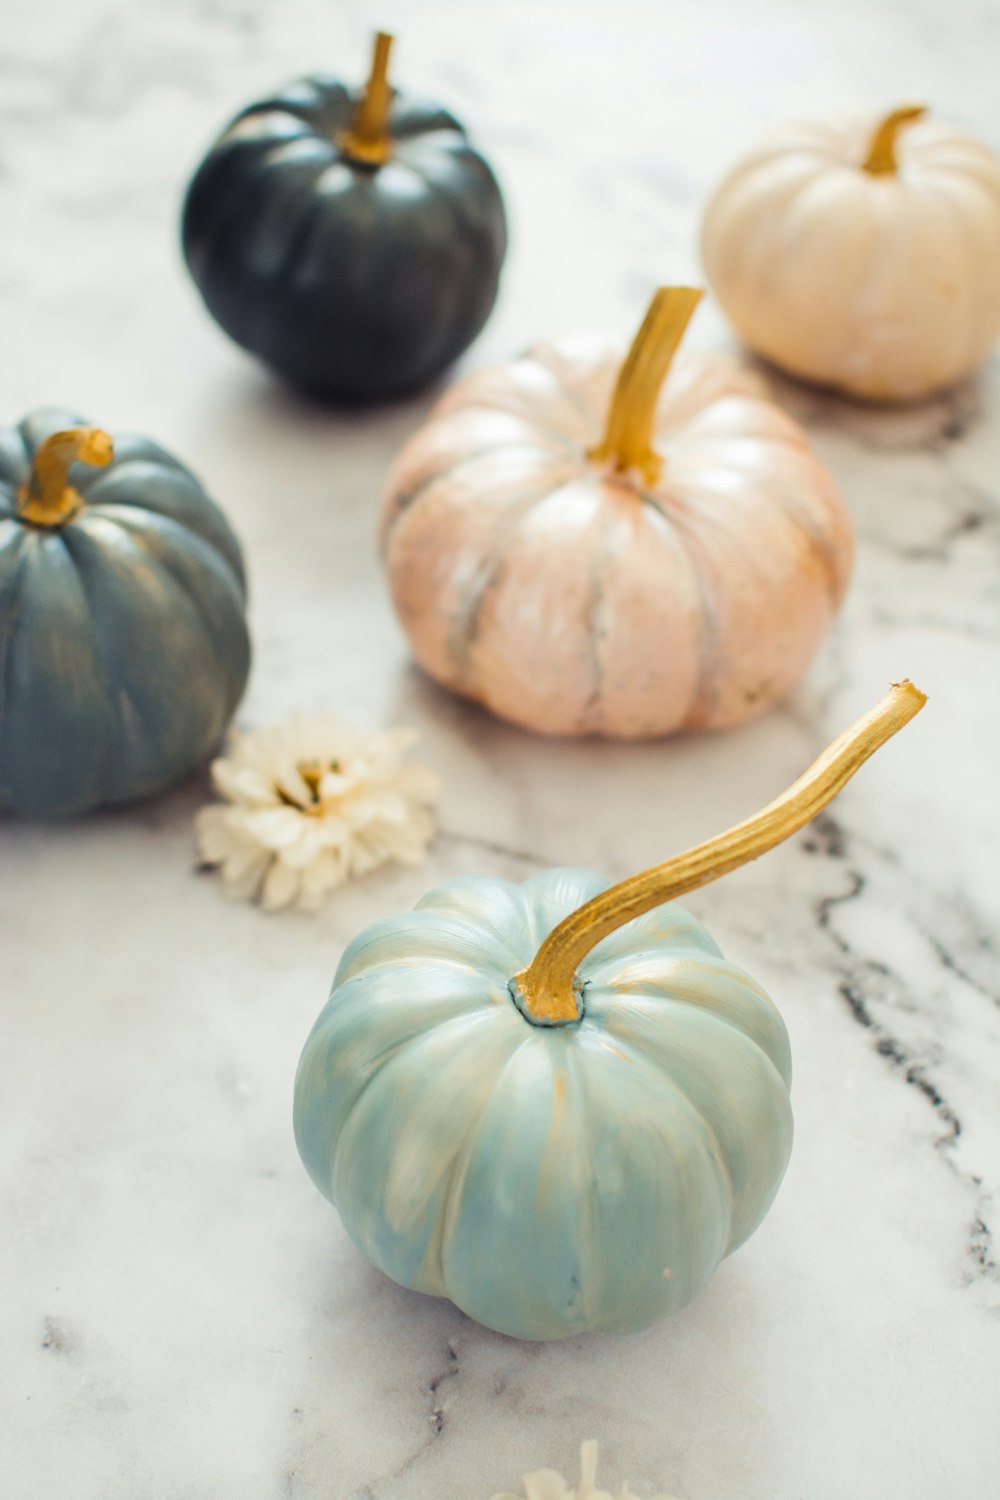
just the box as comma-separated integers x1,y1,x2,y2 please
1,0,999,1496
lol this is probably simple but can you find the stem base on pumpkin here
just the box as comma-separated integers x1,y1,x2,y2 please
16,427,114,529
587,286,702,486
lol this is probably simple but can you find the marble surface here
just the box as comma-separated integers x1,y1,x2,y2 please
1,0,999,1496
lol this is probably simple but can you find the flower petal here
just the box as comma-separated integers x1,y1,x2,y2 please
261,858,301,912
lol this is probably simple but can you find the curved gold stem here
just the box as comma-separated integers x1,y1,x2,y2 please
17,427,114,528
862,105,927,176
514,681,927,1023
587,287,702,487
337,31,395,166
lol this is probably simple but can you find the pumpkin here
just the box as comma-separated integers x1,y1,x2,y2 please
182,32,508,401
0,410,250,819
294,682,925,1340
701,105,1000,402
380,286,854,739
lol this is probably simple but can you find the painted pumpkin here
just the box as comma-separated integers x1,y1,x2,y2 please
701,105,1000,402
380,287,853,739
182,32,507,401
0,410,250,819
294,683,925,1340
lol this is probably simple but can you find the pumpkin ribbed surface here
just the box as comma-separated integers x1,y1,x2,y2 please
294,867,793,1340
0,409,250,818
701,112,1000,400
182,77,507,399
380,339,853,738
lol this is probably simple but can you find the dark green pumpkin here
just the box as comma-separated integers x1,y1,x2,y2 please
181,33,508,401
0,409,251,820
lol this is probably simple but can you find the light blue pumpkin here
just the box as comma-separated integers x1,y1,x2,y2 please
0,408,250,819
294,867,793,1341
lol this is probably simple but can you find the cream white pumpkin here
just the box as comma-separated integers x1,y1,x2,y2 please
701,106,1000,402
380,289,853,740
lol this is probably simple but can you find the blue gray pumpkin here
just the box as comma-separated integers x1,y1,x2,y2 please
0,409,250,819
293,683,925,1340
181,33,508,401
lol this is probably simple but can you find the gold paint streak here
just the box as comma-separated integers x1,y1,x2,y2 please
514,681,927,1022
17,428,114,528
587,287,702,486
861,105,927,176
337,32,395,166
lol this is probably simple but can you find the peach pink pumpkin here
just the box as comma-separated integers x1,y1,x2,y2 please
380,288,854,739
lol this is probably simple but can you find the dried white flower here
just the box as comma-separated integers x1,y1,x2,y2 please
195,714,439,912
491,1441,682,1500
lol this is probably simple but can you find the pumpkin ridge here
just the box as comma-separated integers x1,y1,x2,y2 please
336,935,520,990
414,878,544,969
596,1024,738,1221
442,352,600,443
90,506,248,619
188,145,330,295
444,469,589,688
60,528,178,802
588,979,792,1093
251,173,346,304
587,947,772,1001
576,507,614,734
0,528,31,766
921,158,1000,206
674,469,850,613
524,342,614,436
294,981,503,1197
909,178,986,369
85,474,247,572
314,992,508,1147
101,512,250,726
0,531,114,815
634,483,721,729
86,492,247,600
377,169,485,375
381,442,565,546
431,1029,538,1293
580,905,722,964
335,908,520,986
517,868,613,953
75,435,193,482
328,1010,525,1279
589,1004,790,1254
59,524,235,799
567,1028,733,1324
226,84,345,135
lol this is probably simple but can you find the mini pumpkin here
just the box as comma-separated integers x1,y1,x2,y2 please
701,105,1000,402
182,32,507,401
0,410,250,819
380,287,853,739
294,683,925,1340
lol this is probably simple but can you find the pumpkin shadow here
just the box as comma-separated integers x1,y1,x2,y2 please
740,348,990,447
380,659,823,880
181,363,449,499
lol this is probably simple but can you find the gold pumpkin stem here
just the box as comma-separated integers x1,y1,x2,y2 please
514,681,927,1024
16,427,114,528
338,31,395,166
587,287,702,487
861,105,927,176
